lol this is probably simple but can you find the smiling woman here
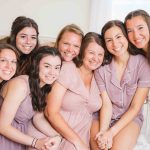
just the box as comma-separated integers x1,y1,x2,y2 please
0,43,19,84
124,9,150,64
0,46,62,150
94,20,150,150
2,16,40,75
55,24,84,62
44,32,105,150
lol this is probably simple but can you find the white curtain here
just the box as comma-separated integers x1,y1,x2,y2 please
89,0,112,33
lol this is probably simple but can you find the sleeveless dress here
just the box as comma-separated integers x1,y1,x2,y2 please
27,120,46,150
0,75,35,150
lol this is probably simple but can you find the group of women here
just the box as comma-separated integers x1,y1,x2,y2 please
0,9,150,150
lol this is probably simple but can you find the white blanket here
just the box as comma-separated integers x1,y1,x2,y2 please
134,100,150,150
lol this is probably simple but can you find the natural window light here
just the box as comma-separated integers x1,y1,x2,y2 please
89,0,150,32
112,0,150,21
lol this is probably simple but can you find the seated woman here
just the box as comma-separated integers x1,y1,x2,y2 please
0,43,19,85
0,16,40,75
27,23,84,150
0,46,62,150
124,9,150,60
0,43,19,105
95,20,150,150
45,32,106,150
124,9,150,149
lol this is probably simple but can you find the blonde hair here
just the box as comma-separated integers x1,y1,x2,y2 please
55,24,84,48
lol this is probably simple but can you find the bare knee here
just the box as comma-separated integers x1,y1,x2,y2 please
111,122,140,150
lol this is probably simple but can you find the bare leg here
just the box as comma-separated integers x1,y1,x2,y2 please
111,121,140,150
90,119,100,150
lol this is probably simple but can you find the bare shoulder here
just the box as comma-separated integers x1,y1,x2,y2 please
2,76,28,99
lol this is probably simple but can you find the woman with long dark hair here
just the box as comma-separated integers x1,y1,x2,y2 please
1,16,39,75
0,46,62,150
94,20,150,150
125,9,150,63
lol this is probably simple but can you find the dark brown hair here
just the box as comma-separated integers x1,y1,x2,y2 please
74,32,106,67
29,46,62,111
124,9,150,64
9,16,39,50
8,16,39,75
101,20,145,64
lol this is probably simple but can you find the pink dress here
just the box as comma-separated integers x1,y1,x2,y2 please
0,75,35,150
57,61,102,150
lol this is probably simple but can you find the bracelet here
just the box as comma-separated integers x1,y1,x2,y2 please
31,138,38,148
31,138,36,147
34,139,38,148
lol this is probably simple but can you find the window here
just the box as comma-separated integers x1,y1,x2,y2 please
112,0,150,21
89,0,150,32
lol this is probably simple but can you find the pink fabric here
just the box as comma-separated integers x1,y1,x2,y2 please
0,75,35,150
94,55,150,127
27,121,46,150
57,61,102,150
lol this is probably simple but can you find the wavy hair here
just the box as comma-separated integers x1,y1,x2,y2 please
101,20,146,64
29,46,62,111
9,16,39,50
124,9,150,64
7,16,39,75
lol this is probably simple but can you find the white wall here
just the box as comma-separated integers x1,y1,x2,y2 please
0,0,90,42
1,0,149,43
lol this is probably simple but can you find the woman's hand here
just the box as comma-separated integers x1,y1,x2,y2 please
95,130,113,150
34,137,51,150
43,135,62,150
95,130,106,149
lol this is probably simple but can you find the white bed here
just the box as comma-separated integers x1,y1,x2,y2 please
134,98,150,150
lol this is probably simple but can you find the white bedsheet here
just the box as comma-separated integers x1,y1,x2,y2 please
134,99,150,150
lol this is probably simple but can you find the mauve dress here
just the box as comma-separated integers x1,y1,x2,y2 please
0,75,35,150
56,61,102,150
27,120,46,150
